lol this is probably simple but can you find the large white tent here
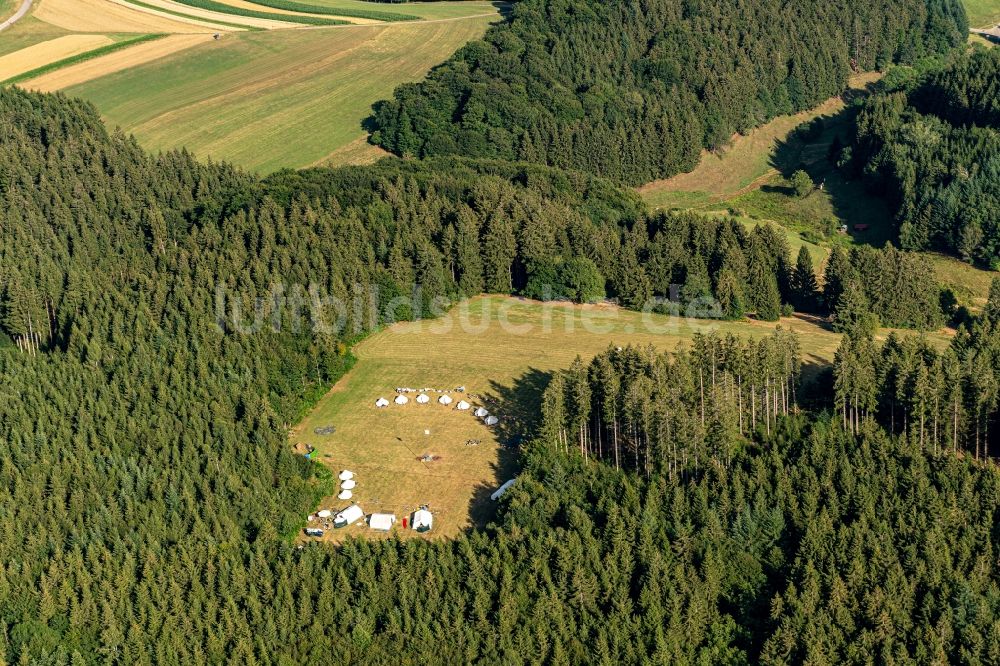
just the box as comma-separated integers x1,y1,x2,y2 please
490,478,516,501
375,397,390,408
456,400,471,411
411,509,433,533
341,479,356,490
317,509,332,519
474,407,489,418
438,395,453,405
394,395,409,405
369,513,396,532
416,393,430,404
339,470,354,481
484,415,499,426
334,504,364,528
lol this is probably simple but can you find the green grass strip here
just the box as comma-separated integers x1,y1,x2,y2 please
3,34,170,86
170,0,349,25
242,0,419,22
123,0,264,30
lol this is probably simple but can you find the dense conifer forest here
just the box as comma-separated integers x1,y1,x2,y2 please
846,47,1000,264
2,0,998,658
370,0,967,184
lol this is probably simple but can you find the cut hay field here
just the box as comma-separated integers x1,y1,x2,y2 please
293,295,949,542
21,33,212,90
300,0,502,20
65,14,498,171
0,34,114,80
33,0,232,32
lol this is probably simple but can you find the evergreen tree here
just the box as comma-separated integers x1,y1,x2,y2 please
791,246,819,313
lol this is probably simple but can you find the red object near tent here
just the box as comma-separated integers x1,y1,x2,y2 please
402,517,408,529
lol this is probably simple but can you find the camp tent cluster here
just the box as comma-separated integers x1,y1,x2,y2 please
375,392,471,410
339,470,355,499
375,390,501,426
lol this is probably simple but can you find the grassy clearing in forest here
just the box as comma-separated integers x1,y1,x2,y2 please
638,67,999,305
293,295,948,541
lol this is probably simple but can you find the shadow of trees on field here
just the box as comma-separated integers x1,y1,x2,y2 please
465,367,553,530
764,92,895,248
761,183,795,196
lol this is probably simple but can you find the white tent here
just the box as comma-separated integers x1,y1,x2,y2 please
375,397,390,408
411,509,433,533
474,407,489,418
490,478,516,501
456,400,471,411
334,504,364,528
338,470,354,481
369,513,396,532
416,393,430,404
484,415,499,426
337,490,353,500
341,479,356,490
438,395,453,405
316,509,332,519
394,395,409,405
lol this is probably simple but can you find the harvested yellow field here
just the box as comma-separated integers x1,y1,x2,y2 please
22,33,216,91
0,34,112,80
211,0,381,24
34,0,222,32
134,0,299,29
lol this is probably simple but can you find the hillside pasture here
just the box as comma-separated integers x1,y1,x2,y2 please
65,14,498,172
638,72,881,211
21,33,213,90
293,295,949,542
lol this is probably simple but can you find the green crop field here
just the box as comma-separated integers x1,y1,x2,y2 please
293,295,948,541
65,14,497,172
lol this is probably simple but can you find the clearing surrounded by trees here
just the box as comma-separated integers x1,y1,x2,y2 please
293,295,949,540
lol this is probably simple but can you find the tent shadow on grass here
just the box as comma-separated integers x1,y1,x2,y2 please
465,367,552,529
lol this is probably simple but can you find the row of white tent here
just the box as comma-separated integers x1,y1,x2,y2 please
395,386,464,394
308,504,433,533
376,394,470,409
338,470,355,500
374,395,500,426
